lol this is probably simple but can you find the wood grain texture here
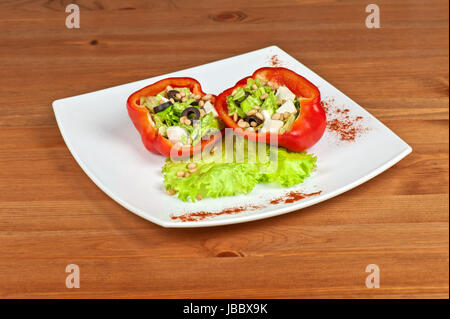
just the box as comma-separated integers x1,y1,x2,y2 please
0,0,448,299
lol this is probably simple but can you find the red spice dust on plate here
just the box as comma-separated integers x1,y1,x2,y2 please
269,191,322,205
170,191,322,222
170,204,264,222
268,54,282,67
321,98,368,141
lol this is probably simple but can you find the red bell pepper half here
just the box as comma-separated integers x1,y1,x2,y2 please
214,67,326,152
127,77,221,158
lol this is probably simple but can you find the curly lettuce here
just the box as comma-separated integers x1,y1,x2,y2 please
162,136,317,201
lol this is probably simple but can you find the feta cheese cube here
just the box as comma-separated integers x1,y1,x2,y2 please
276,100,297,114
166,126,188,143
203,101,218,117
158,95,169,103
261,110,272,121
260,119,284,133
158,126,167,136
275,86,296,102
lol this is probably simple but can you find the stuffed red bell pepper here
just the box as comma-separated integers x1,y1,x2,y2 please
127,78,223,157
214,67,326,152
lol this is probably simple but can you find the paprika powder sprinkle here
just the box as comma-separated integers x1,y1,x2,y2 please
269,191,322,205
170,204,264,222
171,191,322,222
321,98,368,142
268,54,282,67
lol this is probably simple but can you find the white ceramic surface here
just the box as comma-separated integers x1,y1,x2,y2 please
53,46,412,228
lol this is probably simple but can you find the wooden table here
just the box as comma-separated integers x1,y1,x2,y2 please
0,0,448,299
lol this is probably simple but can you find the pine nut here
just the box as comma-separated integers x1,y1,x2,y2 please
196,194,202,200
279,114,284,121
187,162,197,169
237,119,247,128
252,84,258,90
253,105,260,110
199,109,206,117
170,98,175,104
202,94,212,101
198,100,205,107
277,100,282,106
184,119,191,126
180,91,186,97
181,97,188,102
272,113,281,120
175,93,181,99
260,93,268,100
284,112,291,119
256,112,264,120
246,109,257,116
233,113,238,122
166,189,176,195
250,121,257,127
188,167,197,173
231,89,237,96
176,170,185,177
166,85,173,91
184,172,190,178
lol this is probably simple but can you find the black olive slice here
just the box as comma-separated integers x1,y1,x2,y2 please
190,100,199,106
181,106,200,121
246,115,263,126
154,101,172,113
167,90,180,100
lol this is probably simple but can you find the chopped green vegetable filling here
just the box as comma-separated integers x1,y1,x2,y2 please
226,78,302,133
146,86,223,146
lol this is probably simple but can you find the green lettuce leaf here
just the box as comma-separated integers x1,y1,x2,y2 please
162,136,317,201
172,98,196,115
232,87,247,101
227,95,246,118
154,105,179,127
259,148,316,187
260,91,278,117
240,95,261,113
191,113,223,146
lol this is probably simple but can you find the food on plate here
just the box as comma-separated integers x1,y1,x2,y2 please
215,67,326,152
127,69,322,202
162,135,317,202
127,78,223,157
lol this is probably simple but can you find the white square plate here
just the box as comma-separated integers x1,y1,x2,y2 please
53,46,411,228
